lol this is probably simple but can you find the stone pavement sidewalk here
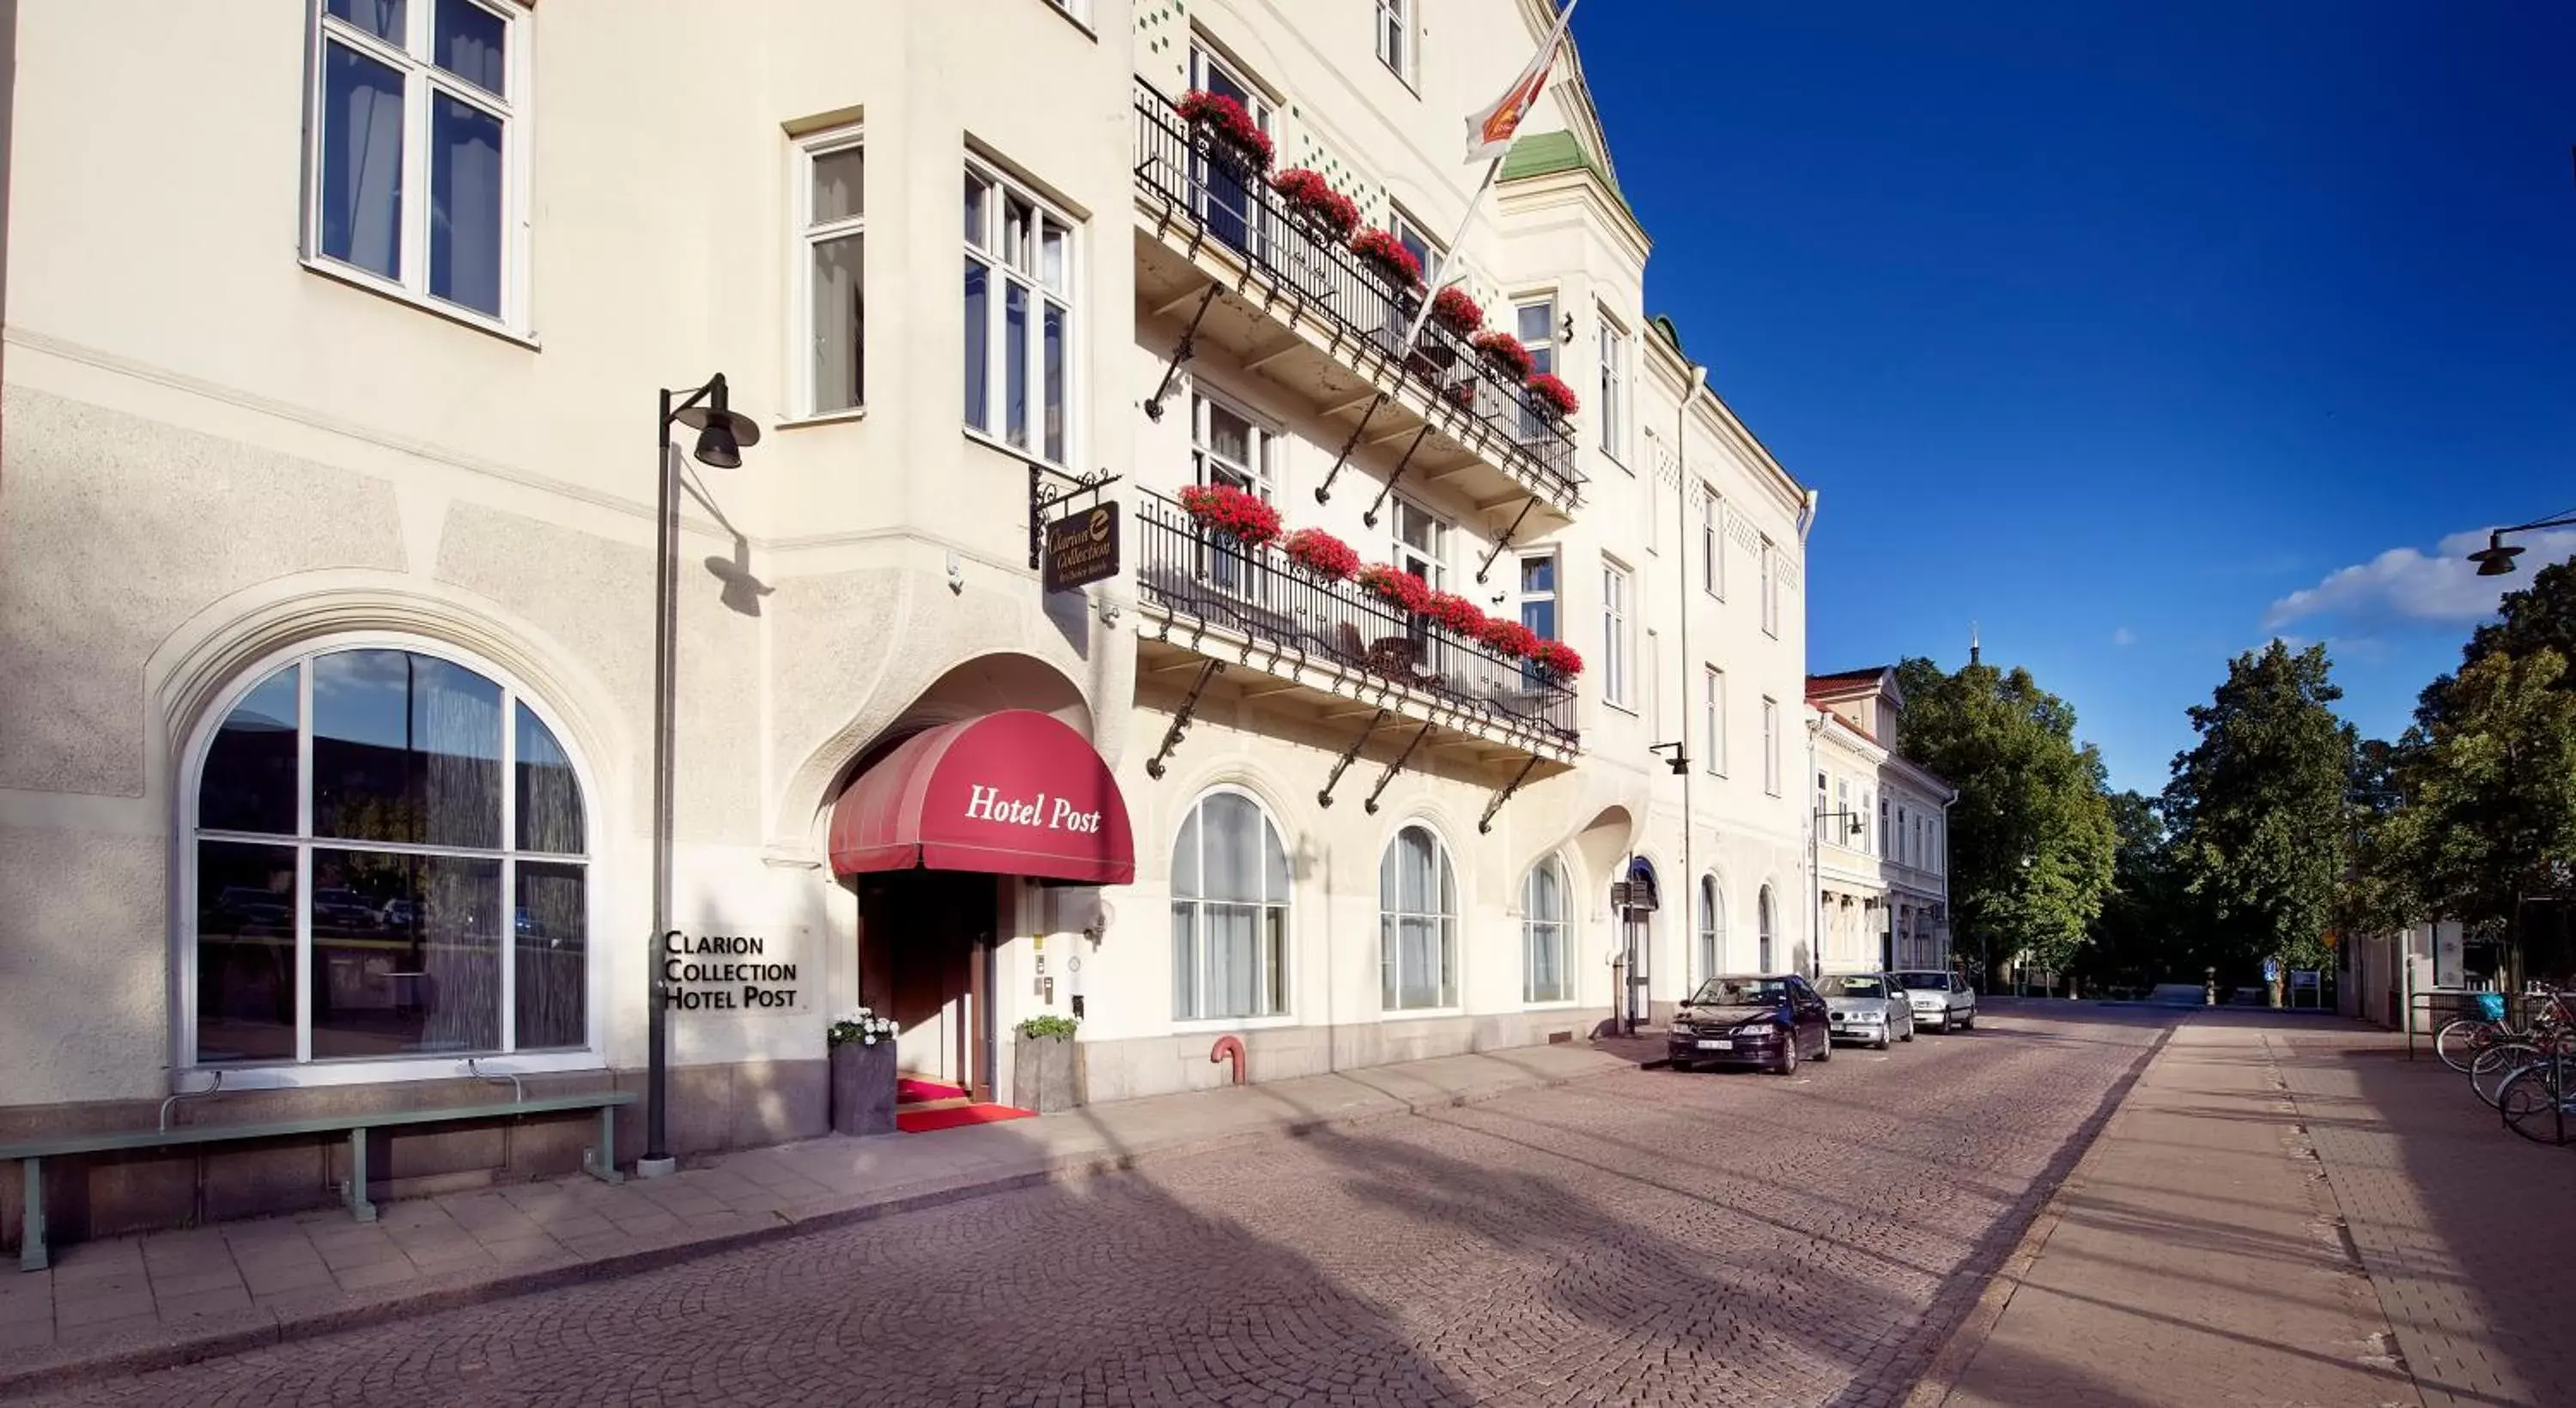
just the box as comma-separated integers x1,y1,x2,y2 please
1913,1010,2576,1408
0,1042,1630,1395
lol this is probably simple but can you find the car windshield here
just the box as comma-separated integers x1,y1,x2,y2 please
1689,977,1789,1007
1820,975,1886,998
1896,974,1949,992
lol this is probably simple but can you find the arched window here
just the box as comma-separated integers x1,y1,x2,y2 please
1522,858,1570,1003
187,643,591,1071
1698,876,1722,980
1380,823,1456,1010
1170,788,1290,1019
1757,884,1776,972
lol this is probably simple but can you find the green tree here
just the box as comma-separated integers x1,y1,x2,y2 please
1893,656,2117,987
2078,789,2178,991
2163,641,2354,985
2415,557,2576,728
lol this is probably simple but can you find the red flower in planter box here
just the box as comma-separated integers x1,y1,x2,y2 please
1357,562,1431,614
1269,168,1358,238
1526,372,1581,421
1281,526,1360,581
1348,228,1424,288
1478,617,1541,659
1177,483,1283,547
1471,331,1534,380
1422,590,1487,636
1179,89,1274,171
1428,287,1484,337
1532,639,1585,678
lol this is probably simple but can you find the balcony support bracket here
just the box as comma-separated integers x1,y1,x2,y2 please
1315,393,1388,504
1479,755,1543,834
1473,495,1543,585
1143,285,1220,423
1317,710,1391,809
1362,424,1436,531
1145,659,1226,780
1363,722,1436,816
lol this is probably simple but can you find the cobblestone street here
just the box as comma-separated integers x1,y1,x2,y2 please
11,1006,2166,1407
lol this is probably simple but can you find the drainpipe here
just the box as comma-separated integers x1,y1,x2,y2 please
1676,364,1706,986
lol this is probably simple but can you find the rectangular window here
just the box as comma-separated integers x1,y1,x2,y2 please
308,0,526,326
1836,778,1850,845
1391,498,1448,588
1761,698,1780,795
1898,806,1911,865
799,134,865,416
963,162,1076,464
1392,208,1443,289
1702,666,1725,775
1602,560,1634,708
1518,553,1558,642
1192,391,1279,598
1700,489,1722,597
1375,0,1413,82
1188,45,1273,259
1598,316,1630,462
1760,538,1780,636
1880,797,1891,856
1516,297,1559,440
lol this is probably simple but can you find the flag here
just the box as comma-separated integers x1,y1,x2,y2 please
1463,0,1579,163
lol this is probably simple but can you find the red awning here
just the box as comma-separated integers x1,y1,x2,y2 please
827,710,1135,885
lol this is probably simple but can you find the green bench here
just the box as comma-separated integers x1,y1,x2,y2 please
3,1090,635,1272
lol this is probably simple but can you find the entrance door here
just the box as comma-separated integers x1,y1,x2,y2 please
857,871,999,1102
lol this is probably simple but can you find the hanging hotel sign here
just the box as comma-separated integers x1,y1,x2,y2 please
1042,501,1121,593
661,931,801,1011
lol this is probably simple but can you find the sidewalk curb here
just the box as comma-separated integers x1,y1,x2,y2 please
1899,1023,2177,1408
0,1059,1625,1398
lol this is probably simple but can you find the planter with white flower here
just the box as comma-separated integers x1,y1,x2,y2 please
827,1007,900,1137
1012,1014,1082,1114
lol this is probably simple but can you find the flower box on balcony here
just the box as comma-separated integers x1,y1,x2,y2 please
1269,168,1358,240
1357,563,1431,614
1281,526,1360,582
1532,640,1585,679
1428,287,1484,338
1422,590,1487,637
1526,372,1581,422
1179,89,1273,174
1349,228,1424,290
1479,617,1542,660
1472,331,1535,381
1177,483,1283,547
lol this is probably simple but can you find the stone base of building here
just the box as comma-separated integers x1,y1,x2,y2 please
0,1058,826,1259
1075,1008,1612,1104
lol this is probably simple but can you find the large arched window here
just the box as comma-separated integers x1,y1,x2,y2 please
1757,884,1777,972
1170,788,1290,1020
1380,823,1457,1010
187,642,591,1071
1698,876,1722,980
1522,858,1570,1003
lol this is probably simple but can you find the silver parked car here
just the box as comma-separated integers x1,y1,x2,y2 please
1895,970,1978,1032
1820,972,1915,1049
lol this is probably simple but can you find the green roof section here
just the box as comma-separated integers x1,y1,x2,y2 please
1649,315,1683,352
1497,130,1628,207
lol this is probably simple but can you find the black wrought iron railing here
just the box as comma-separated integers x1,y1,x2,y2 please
1133,83,1585,508
1134,491,1578,745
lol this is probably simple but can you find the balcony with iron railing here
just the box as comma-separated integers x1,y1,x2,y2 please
1132,82,1585,518
1132,490,1578,759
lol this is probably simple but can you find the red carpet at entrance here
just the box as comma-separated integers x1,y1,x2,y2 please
896,1102,1036,1133
896,1077,968,1104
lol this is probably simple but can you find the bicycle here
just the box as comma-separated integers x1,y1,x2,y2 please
2437,986,2567,1073
2471,1032,2573,1108
2497,1051,2574,1146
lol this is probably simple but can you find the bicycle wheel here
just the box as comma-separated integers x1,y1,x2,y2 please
2436,1017,2500,1073
2498,1065,2572,1146
2472,1042,2541,1108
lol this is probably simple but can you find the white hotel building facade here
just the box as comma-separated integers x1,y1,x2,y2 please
0,0,1839,1247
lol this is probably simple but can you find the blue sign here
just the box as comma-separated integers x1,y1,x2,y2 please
2262,957,2281,983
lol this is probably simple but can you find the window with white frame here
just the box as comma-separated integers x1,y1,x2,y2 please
963,163,1076,465
307,0,526,325
1518,553,1558,642
187,641,591,1074
1598,315,1631,462
1862,788,1875,855
1522,858,1570,1003
1390,498,1448,589
1759,537,1779,636
1761,697,1780,795
1515,298,1558,440
799,133,865,416
1702,666,1726,775
1698,876,1722,980
1757,884,1776,971
1381,823,1457,1010
1187,45,1273,259
1391,208,1444,289
1375,0,1414,82
1880,796,1891,855
1601,559,1634,708
1898,805,1911,865
1170,789,1290,1021
1192,391,1277,499
1700,489,1722,597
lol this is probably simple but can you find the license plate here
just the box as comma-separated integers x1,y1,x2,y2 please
1696,1039,1733,1051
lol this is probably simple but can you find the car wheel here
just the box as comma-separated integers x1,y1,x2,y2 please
1777,1041,1800,1076
1814,1036,1832,1063
1900,1027,1914,1042
1875,1032,1892,1050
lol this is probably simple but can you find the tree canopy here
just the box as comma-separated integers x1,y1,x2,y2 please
2371,648,2576,944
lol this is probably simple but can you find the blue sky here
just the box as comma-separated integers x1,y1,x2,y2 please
1574,0,2576,793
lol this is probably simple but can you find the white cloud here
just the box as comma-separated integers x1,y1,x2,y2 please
2262,527,2576,632
2111,627,2136,647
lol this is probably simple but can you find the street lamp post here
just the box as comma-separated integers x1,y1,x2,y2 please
641,374,761,1179
2466,512,2576,576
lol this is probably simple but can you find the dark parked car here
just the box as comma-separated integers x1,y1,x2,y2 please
1668,973,1832,1075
